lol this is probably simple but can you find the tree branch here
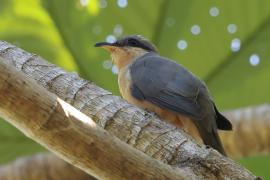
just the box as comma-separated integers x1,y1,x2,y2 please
0,41,257,179
1,104,268,180
0,153,96,180
0,58,185,179
221,104,270,158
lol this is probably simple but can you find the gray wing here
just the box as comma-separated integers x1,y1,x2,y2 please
130,53,231,155
130,52,203,120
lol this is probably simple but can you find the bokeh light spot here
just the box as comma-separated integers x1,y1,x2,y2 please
191,25,201,35
209,7,219,17
102,60,113,69
99,0,107,8
249,54,260,66
166,17,175,27
80,0,88,6
113,24,123,37
117,0,128,8
112,65,119,74
231,38,241,52
106,35,116,43
177,40,188,50
227,24,237,34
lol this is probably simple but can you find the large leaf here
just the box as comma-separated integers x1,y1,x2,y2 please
0,0,77,71
0,0,76,163
40,0,270,110
41,0,164,92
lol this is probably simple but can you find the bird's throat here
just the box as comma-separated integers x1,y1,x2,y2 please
111,47,148,70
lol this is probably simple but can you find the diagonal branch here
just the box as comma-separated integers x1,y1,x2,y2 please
1,103,268,180
221,104,270,158
0,41,257,179
0,153,96,180
0,57,185,180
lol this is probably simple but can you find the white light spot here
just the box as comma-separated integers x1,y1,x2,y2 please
230,38,241,52
113,24,123,37
249,54,260,66
58,98,96,127
112,65,119,74
166,17,175,27
106,35,116,43
209,7,219,17
92,25,102,34
80,0,88,6
102,60,112,69
191,25,201,35
100,0,107,8
117,0,128,8
227,24,237,34
177,40,188,50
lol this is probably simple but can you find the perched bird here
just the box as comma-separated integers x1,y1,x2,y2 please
95,35,232,155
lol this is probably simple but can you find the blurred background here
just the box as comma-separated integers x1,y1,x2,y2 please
0,0,269,178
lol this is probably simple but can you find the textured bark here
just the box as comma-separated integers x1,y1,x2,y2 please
0,58,185,180
221,104,270,158
0,153,96,180
0,41,257,179
1,104,268,180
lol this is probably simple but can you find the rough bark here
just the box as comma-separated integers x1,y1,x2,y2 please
221,104,270,158
0,41,258,179
0,153,96,180
1,104,268,180
0,58,186,180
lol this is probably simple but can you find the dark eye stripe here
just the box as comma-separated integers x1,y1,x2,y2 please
128,39,139,46
116,36,157,52
128,39,151,51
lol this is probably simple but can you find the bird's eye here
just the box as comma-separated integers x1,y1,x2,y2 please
128,39,139,46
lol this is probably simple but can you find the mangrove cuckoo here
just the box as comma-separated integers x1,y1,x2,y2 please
95,35,232,155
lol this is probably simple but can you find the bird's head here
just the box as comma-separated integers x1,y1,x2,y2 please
95,35,157,69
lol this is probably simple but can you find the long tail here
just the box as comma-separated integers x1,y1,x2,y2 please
196,123,227,156
203,128,226,156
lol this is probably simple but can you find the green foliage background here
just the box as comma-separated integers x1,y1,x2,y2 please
0,0,269,178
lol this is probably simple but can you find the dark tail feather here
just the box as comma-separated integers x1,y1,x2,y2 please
203,129,227,156
214,104,232,130
197,124,227,156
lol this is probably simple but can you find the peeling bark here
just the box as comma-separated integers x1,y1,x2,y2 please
0,41,258,179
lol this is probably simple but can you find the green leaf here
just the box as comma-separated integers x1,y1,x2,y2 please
39,0,270,110
207,15,270,109
0,0,77,71
154,0,270,109
41,0,164,93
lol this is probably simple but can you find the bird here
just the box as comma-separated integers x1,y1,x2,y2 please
95,35,232,156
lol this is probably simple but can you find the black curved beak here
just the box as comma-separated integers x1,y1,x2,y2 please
94,42,118,47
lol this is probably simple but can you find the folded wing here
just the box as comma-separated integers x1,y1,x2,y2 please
130,52,203,120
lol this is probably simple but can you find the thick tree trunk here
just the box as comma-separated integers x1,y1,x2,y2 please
0,41,259,179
